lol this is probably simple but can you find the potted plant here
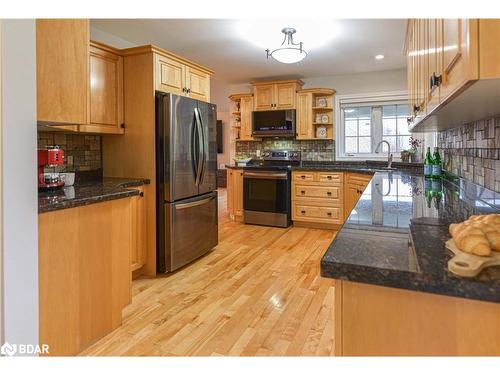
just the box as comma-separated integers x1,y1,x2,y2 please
400,150,411,163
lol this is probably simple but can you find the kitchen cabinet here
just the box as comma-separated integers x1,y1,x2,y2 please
39,198,133,356
36,20,124,134
81,42,124,134
239,95,255,141
406,19,500,132
296,88,335,140
227,168,243,221
344,172,372,219
252,80,303,111
130,186,147,273
155,53,212,102
292,171,345,228
36,19,89,127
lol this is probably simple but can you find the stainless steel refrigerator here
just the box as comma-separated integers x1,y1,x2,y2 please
156,92,218,273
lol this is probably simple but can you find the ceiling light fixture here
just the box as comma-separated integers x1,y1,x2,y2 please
375,54,385,60
266,27,308,64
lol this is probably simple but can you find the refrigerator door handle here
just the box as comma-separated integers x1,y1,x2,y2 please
175,195,215,210
191,110,199,183
194,107,204,186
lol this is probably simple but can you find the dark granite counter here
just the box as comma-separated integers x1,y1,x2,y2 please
39,177,150,214
320,170,500,303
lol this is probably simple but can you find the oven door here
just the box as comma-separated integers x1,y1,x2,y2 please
243,170,289,213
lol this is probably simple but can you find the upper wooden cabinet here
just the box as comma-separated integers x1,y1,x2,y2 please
36,20,124,134
239,95,255,141
406,19,500,132
154,51,212,102
296,88,335,140
252,80,303,111
36,19,89,126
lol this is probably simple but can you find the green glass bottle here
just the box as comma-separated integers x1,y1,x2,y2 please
432,147,442,178
424,147,433,177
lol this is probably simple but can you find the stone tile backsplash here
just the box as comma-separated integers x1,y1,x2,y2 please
236,139,335,161
38,132,102,172
437,115,500,193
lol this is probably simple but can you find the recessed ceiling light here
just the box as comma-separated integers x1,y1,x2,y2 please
375,54,385,60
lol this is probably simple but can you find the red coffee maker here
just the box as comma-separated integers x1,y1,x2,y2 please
38,146,65,190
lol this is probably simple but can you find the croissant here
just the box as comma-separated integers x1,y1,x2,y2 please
453,225,492,256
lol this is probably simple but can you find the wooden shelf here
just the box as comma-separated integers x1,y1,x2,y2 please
313,122,333,125
232,111,241,115
312,107,333,110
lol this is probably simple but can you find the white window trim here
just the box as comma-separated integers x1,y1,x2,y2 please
335,90,408,161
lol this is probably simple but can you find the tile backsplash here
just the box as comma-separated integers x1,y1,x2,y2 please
38,132,102,172
437,115,500,192
236,139,335,161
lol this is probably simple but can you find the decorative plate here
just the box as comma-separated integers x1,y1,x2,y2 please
321,114,329,123
316,126,327,138
317,97,327,107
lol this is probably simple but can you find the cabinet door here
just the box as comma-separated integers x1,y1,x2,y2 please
36,19,89,125
131,187,147,272
254,84,274,111
185,66,210,102
155,54,185,95
234,169,244,217
296,92,312,139
406,20,415,121
344,182,361,220
440,19,476,102
239,96,255,140
88,45,124,131
427,19,442,114
227,170,234,216
417,19,428,118
275,83,296,109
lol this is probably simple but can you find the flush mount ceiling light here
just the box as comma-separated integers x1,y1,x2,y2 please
265,27,308,64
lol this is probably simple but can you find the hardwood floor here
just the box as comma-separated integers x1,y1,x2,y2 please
81,189,337,356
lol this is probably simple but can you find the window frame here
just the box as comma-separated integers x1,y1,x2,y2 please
335,91,408,160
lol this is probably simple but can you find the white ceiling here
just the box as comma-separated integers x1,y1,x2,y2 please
90,19,407,84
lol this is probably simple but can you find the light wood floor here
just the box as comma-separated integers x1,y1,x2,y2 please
81,189,337,356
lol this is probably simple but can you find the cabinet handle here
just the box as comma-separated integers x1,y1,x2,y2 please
327,191,332,196
430,72,443,88
407,117,414,125
413,104,420,113
327,212,332,216
301,175,306,179
301,190,306,194
327,175,332,180
139,191,144,197
120,123,125,129
182,87,186,93
301,210,306,214
187,88,191,93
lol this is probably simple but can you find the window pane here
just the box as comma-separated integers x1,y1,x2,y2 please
357,107,371,119
344,108,357,119
382,105,397,117
359,119,371,136
382,136,397,153
397,118,409,135
397,105,408,117
345,120,358,136
398,135,411,151
345,137,358,153
383,118,397,135
358,137,371,153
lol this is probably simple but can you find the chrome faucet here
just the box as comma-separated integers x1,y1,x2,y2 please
375,140,393,169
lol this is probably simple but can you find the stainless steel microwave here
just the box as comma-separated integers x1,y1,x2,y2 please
252,110,296,137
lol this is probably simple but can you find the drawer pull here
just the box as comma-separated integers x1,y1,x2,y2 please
327,212,332,216
327,176,332,180
301,210,306,214
301,190,306,194
327,191,332,196
301,175,306,179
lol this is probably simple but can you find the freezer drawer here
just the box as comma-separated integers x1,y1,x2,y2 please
159,191,218,272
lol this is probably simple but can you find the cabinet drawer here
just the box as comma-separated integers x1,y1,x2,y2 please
294,204,343,223
347,173,372,186
294,185,342,201
293,172,316,182
318,172,343,184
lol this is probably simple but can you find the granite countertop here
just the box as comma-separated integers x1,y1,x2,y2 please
39,177,150,214
320,170,500,303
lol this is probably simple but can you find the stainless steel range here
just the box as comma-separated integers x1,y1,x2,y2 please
243,150,301,228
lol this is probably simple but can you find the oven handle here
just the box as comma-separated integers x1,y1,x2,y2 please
243,171,288,180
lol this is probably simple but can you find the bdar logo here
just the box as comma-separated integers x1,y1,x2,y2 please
0,342,16,356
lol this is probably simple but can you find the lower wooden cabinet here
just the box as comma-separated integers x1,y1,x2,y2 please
292,171,345,228
130,186,147,273
38,198,133,356
344,172,373,220
227,168,243,221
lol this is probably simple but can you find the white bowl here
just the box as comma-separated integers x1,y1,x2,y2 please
60,172,75,186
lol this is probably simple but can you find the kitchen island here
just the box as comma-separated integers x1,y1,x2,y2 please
320,170,500,355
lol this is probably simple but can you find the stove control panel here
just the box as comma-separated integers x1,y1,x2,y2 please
262,150,301,162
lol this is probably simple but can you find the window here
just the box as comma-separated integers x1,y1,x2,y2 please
336,92,409,159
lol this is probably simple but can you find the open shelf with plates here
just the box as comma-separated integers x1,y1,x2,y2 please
297,88,336,140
